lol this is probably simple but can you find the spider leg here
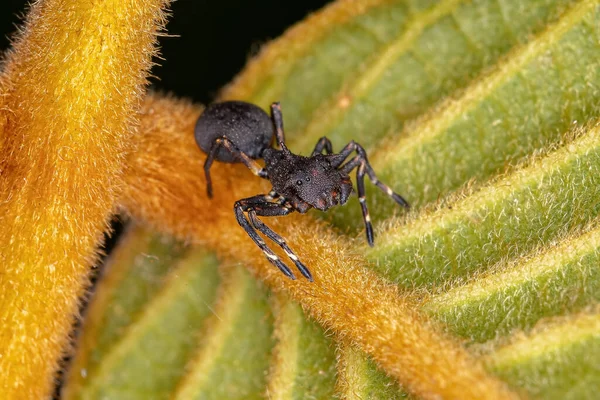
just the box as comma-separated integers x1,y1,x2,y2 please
235,199,295,280
270,102,290,153
248,208,313,281
336,141,409,246
338,141,409,208
243,192,287,207
239,195,312,280
204,137,268,198
312,137,333,156
329,140,358,168
235,196,312,281
264,190,284,203
340,156,375,246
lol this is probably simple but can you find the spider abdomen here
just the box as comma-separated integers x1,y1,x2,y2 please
194,101,274,163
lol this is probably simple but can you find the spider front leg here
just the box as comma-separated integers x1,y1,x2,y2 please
337,141,409,207
248,210,313,281
204,137,268,197
312,137,333,156
340,158,375,245
338,141,409,246
234,195,313,281
270,102,290,152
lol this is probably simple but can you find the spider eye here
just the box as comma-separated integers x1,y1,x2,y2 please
296,180,303,186
305,177,311,182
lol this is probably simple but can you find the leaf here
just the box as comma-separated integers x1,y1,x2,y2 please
485,306,600,399
336,346,407,399
424,218,600,343
66,0,600,399
80,228,188,375
63,226,202,398
372,122,600,289
172,264,274,400
266,295,338,400
331,0,600,230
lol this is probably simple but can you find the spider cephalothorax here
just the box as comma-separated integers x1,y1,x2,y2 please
195,101,409,281
262,150,354,212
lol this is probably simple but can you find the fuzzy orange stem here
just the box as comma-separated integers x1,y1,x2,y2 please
0,0,170,397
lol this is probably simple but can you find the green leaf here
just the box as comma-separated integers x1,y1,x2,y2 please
67,0,600,398
485,307,600,399
64,226,189,395
336,346,408,399
266,295,338,400
244,0,579,155
333,0,600,231
172,265,274,400
424,219,600,343
64,226,219,399
371,123,600,288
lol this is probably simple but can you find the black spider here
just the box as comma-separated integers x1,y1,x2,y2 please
195,101,409,282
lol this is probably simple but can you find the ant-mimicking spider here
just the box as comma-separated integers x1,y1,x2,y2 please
195,101,409,282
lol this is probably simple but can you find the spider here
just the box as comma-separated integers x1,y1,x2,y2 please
195,101,409,282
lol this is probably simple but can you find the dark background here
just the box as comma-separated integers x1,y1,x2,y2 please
0,1,331,395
